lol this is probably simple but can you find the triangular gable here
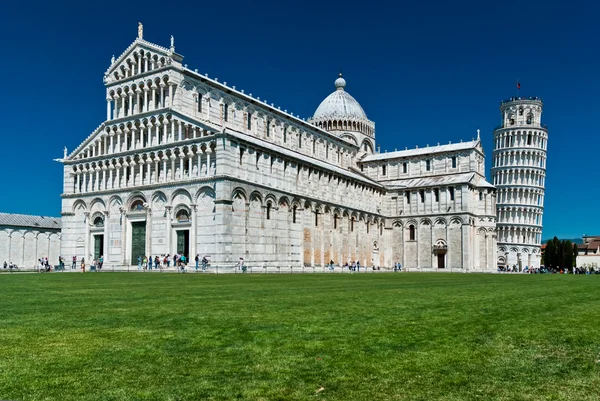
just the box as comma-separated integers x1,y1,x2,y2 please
66,123,107,161
103,38,179,84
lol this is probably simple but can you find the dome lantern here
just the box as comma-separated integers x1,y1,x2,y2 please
334,73,346,91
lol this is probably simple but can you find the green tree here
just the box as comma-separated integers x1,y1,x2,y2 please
545,240,554,268
552,236,561,268
563,240,573,272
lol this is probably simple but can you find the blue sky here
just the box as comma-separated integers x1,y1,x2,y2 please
1,0,597,239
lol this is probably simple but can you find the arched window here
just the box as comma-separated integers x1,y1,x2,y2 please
519,107,524,116
334,215,338,230
526,113,533,125
93,216,104,227
131,200,144,211
176,209,190,222
266,203,272,220
293,206,297,224
409,225,415,241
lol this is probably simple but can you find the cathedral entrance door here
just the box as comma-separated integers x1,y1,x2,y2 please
437,253,445,269
131,222,146,265
176,230,190,261
94,235,104,260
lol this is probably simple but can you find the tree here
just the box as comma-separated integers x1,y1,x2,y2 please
563,240,573,272
545,240,554,268
553,236,561,268
573,242,579,267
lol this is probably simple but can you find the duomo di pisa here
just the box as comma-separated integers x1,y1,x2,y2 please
0,25,548,271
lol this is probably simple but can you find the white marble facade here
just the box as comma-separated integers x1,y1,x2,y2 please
59,26,497,270
492,97,548,269
0,214,61,268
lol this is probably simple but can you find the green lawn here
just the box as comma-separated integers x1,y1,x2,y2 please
0,273,599,401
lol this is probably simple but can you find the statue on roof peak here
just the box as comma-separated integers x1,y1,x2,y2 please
138,22,143,39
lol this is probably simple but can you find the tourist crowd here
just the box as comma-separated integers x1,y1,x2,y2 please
499,265,600,274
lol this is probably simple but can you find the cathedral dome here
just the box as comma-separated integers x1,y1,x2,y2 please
312,74,368,120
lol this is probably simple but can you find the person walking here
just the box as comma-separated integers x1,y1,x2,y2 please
138,255,142,270
72,255,77,269
81,258,85,273
155,256,160,270
148,255,153,271
98,255,103,270
195,254,199,272
166,254,171,267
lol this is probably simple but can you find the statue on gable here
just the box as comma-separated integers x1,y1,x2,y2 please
138,22,143,39
170,35,174,48
63,147,68,158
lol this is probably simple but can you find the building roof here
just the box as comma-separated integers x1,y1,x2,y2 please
225,129,383,188
382,172,477,189
0,213,62,230
361,140,481,162
312,75,368,120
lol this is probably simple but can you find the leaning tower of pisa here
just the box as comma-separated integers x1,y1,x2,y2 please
492,96,548,270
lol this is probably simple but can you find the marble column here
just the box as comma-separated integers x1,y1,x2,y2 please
84,212,90,262
170,155,176,181
143,88,148,113
145,206,152,258
106,98,112,120
165,206,172,255
190,204,197,262
179,154,184,180
74,171,80,193
206,148,212,176
101,166,107,191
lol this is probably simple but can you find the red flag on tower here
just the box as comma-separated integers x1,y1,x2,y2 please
517,82,521,90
